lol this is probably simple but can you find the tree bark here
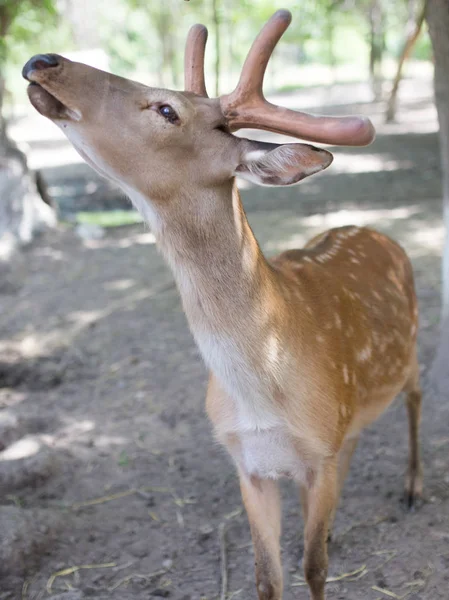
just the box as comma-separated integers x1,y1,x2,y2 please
426,0,449,393
0,135,56,262
0,75,55,263
212,0,221,97
325,6,337,83
385,0,427,122
368,0,385,100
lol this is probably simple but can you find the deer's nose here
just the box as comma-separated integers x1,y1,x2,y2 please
22,54,60,80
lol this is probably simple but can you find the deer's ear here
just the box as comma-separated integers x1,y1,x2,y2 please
234,140,333,187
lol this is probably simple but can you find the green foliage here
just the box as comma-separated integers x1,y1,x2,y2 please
411,28,432,61
76,211,142,228
0,0,58,64
0,0,434,109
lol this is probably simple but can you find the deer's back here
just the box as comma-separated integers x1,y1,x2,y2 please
270,226,418,436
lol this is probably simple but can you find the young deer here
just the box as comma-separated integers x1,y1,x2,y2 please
23,10,422,600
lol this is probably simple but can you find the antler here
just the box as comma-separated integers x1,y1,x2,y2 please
184,24,209,97
184,10,375,146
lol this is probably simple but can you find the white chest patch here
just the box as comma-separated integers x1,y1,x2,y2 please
238,427,305,481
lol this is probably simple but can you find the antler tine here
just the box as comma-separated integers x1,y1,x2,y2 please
184,24,209,97
220,10,375,146
234,9,291,102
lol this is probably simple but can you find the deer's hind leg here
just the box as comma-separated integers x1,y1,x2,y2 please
299,457,338,600
403,348,423,509
328,435,359,540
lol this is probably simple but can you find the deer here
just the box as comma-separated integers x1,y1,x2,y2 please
22,9,422,600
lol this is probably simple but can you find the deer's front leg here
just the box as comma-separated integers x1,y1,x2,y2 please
239,472,283,600
302,457,338,600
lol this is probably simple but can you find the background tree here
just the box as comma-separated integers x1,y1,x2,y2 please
386,0,427,122
427,0,449,393
0,0,57,260
368,0,386,99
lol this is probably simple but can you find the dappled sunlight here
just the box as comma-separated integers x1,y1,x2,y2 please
134,231,156,245
0,282,175,365
29,144,84,170
407,223,445,256
33,246,66,261
266,232,308,253
7,334,45,358
380,104,438,136
80,229,156,250
67,310,105,326
91,434,130,448
332,153,414,174
27,415,131,455
263,204,442,258
300,206,422,228
104,279,136,291
0,389,26,410
41,419,96,449
0,436,41,460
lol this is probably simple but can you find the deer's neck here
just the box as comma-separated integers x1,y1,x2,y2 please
159,182,278,332
136,181,290,429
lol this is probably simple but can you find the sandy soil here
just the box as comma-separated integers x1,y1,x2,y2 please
1,81,448,600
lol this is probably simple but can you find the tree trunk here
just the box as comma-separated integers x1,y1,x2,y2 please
212,0,221,97
369,0,385,100
0,74,55,263
426,0,449,394
385,0,427,122
64,0,99,49
326,8,337,84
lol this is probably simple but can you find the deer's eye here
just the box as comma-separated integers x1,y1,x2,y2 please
158,104,179,125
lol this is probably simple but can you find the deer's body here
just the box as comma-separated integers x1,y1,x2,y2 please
22,10,422,599
204,211,418,465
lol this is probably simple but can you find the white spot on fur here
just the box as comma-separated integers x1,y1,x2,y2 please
266,334,280,366
242,241,256,274
343,364,349,384
357,344,372,362
232,186,243,241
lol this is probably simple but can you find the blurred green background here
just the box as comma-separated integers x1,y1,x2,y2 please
1,0,432,108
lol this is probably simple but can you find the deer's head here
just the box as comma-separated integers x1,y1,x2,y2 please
23,10,374,216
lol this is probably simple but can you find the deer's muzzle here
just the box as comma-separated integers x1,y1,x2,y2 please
22,54,79,121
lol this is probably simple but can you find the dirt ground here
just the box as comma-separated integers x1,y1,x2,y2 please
1,79,449,600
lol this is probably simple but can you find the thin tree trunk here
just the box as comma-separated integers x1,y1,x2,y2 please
0,21,55,261
0,74,6,144
212,0,221,96
386,0,427,122
226,0,236,89
168,30,179,89
326,8,337,84
427,0,449,394
64,0,99,49
369,0,385,100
